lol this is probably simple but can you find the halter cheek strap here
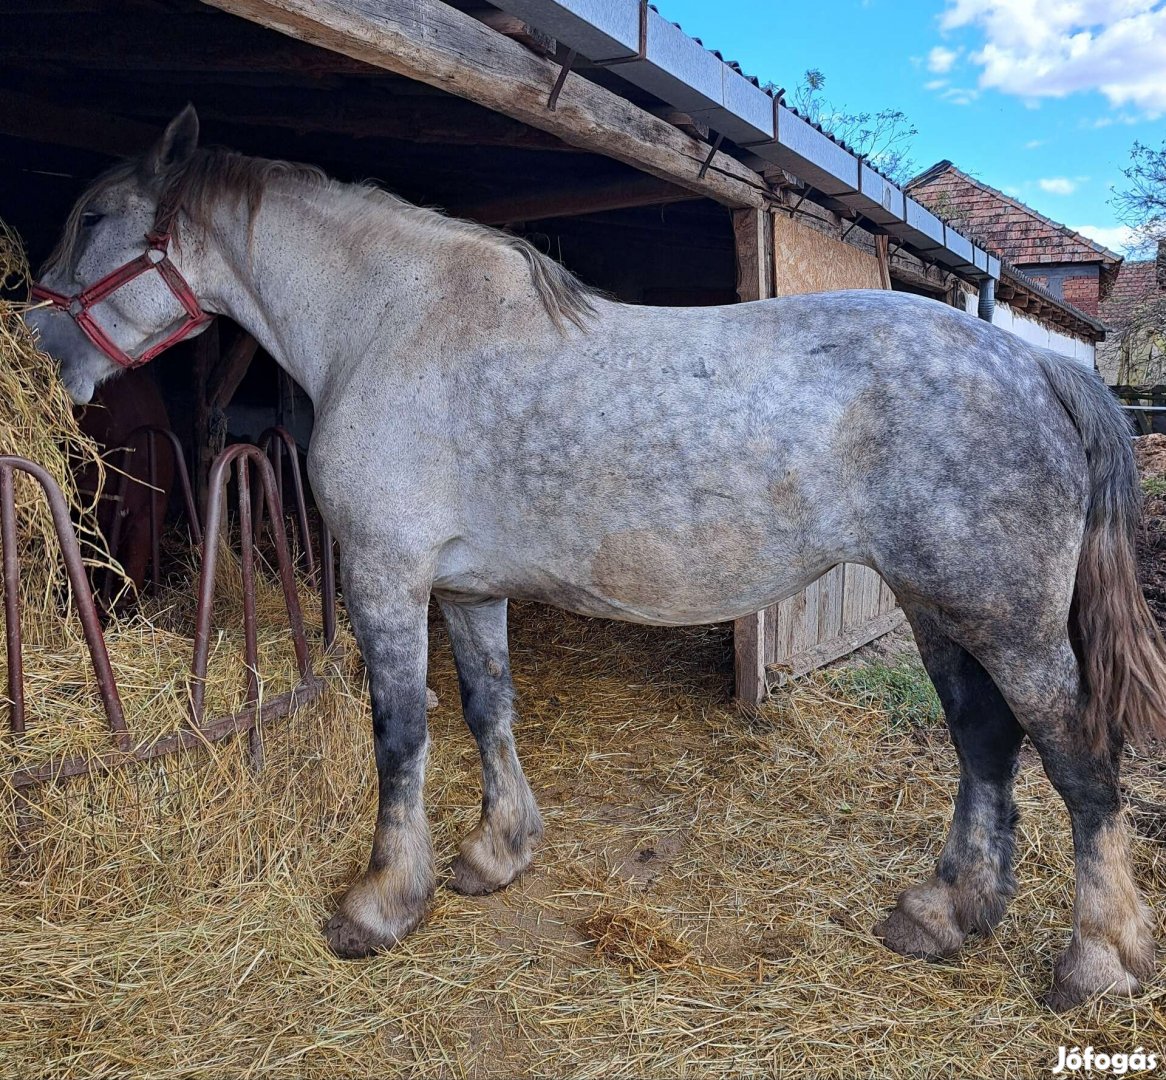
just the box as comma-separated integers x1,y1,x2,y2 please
30,230,211,370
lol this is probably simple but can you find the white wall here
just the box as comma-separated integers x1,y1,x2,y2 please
963,291,1096,367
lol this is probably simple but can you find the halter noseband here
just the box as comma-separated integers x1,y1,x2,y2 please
30,219,211,370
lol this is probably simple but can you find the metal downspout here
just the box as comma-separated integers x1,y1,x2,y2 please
977,276,996,322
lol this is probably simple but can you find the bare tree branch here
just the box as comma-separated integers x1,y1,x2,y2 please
769,69,918,189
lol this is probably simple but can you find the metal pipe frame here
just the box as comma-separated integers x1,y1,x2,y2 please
255,426,316,583
103,424,203,599
5,444,330,796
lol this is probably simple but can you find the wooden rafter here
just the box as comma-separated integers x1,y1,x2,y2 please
0,13,380,77
199,0,770,210
0,89,156,156
124,95,578,152
456,175,699,225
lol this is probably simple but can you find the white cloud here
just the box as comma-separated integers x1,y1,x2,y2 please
1038,176,1078,195
941,86,979,105
1068,223,1140,254
924,78,949,90
927,45,962,73
940,0,1166,116
1085,113,1139,127
1024,138,1046,149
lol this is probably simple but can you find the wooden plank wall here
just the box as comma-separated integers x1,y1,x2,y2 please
733,210,903,703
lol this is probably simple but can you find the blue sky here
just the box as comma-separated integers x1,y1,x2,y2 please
656,0,1166,257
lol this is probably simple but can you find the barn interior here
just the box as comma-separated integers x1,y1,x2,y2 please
0,0,738,473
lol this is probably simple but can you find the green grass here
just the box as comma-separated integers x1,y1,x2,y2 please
823,660,944,729
1142,475,1166,498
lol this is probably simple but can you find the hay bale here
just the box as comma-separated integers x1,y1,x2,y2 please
0,221,112,631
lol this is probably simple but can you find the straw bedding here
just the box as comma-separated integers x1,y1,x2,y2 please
2,602,1163,1080
1,222,1164,1076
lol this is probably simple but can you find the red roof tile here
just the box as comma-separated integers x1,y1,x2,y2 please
907,161,1122,268
1099,259,1162,330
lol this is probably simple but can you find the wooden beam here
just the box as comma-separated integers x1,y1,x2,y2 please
888,261,946,297
875,234,892,291
0,89,156,157
128,95,576,152
456,174,699,225
733,206,773,303
200,0,770,209
468,9,555,57
731,206,774,706
209,331,261,410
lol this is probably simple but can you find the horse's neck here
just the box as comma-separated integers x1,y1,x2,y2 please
193,187,435,404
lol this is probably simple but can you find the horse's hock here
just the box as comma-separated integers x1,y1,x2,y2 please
1,441,336,804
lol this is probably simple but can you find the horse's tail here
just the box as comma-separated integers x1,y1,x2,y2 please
1034,349,1166,751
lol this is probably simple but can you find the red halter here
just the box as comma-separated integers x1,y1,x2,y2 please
30,229,211,370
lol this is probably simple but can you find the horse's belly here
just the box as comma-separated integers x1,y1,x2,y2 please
433,520,834,625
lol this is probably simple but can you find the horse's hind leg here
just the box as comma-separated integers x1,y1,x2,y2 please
980,637,1155,1010
439,596,543,895
875,607,1025,959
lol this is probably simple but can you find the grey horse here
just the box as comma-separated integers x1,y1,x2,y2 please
26,108,1166,1010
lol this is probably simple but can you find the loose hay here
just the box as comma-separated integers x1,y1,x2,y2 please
580,901,693,976
0,222,116,631
2,604,1163,1080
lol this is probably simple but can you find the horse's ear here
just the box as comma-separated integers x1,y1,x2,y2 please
145,105,200,177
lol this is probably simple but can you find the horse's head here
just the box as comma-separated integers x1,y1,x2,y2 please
26,106,209,404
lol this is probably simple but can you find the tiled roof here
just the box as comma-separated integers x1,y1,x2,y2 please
1099,259,1163,331
907,161,1122,268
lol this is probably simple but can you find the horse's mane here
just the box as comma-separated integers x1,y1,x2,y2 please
48,148,598,332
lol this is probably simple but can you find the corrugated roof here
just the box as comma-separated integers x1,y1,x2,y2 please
654,7,904,191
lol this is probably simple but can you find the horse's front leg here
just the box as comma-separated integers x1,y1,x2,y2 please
439,596,543,895
325,560,434,959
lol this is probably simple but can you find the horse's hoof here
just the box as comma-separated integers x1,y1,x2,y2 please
322,876,430,959
447,823,541,897
448,839,534,895
323,910,394,959
874,882,965,960
448,854,503,896
1044,937,1152,1012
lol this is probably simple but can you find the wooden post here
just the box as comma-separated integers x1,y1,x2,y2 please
731,207,774,705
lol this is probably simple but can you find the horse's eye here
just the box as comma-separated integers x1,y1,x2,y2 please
80,211,104,228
